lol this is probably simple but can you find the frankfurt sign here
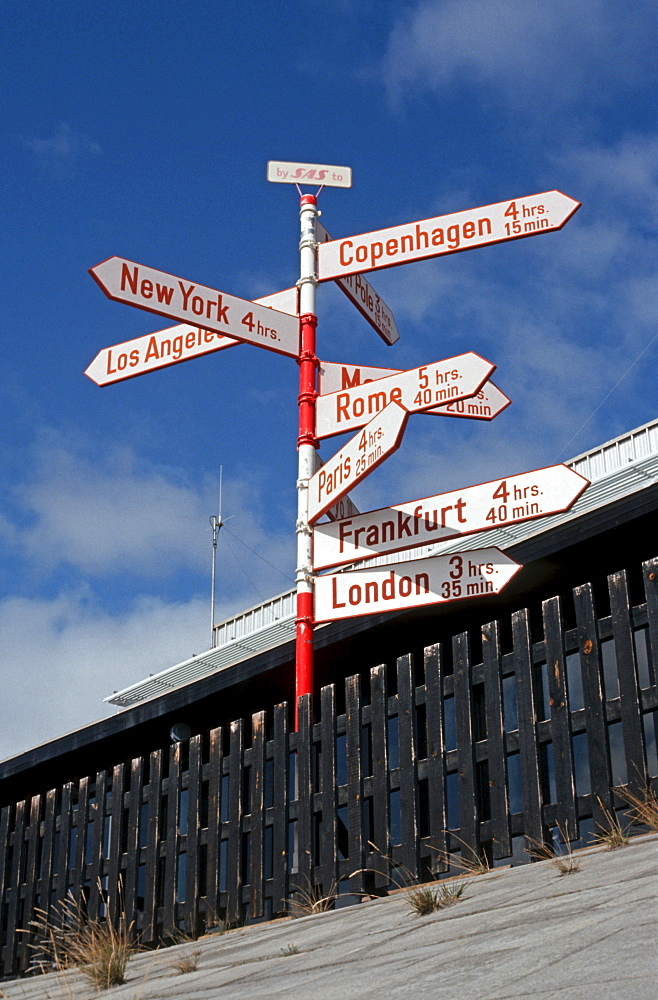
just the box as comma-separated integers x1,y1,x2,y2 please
313,464,589,571
318,191,581,281
314,548,521,622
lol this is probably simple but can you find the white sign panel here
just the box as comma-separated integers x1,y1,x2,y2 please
254,287,298,316
316,222,399,345
308,401,408,524
85,324,238,386
318,191,581,281
267,160,352,188
316,353,494,439
313,465,589,571
315,548,521,623
89,257,300,359
318,360,510,422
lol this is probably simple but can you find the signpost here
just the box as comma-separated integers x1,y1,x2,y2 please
316,352,495,439
308,401,408,524
85,323,238,386
313,464,589,571
318,360,510,422
87,162,582,722
89,257,300,358
318,191,581,281
314,548,521,622
316,221,399,345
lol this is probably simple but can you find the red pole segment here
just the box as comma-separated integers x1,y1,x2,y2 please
295,195,319,726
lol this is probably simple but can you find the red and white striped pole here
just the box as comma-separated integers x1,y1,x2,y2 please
295,193,319,724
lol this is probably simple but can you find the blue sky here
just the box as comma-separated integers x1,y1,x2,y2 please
1,0,657,759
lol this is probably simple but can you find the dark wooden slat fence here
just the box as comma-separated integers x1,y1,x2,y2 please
1,556,657,977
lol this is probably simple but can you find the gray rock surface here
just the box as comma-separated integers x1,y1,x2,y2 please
2,835,656,1000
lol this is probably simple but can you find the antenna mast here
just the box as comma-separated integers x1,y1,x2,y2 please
209,467,223,648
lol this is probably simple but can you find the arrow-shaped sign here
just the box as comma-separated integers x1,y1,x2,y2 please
84,323,238,386
318,191,580,281
314,547,521,623
316,352,494,440
308,401,408,524
316,221,399,345
313,464,589,571
318,360,510,422
89,257,300,359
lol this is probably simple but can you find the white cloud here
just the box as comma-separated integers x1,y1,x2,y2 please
0,589,208,761
383,0,657,110
21,122,102,161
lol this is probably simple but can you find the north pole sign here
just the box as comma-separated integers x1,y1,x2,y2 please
308,401,408,524
89,257,300,358
316,352,494,439
314,548,521,623
313,464,589,571
318,360,510,422
318,190,580,280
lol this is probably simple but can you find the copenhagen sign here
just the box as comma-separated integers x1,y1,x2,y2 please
314,548,521,623
318,191,581,280
313,464,589,571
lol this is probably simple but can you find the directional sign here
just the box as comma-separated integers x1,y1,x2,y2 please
314,547,521,623
308,401,408,524
318,361,510,422
84,323,238,386
313,464,589,571
267,160,352,188
318,191,581,281
316,352,494,439
89,257,300,359
326,494,360,522
254,287,298,316
316,221,399,345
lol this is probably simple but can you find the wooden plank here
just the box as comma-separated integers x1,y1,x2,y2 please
55,783,73,907
319,685,337,898
86,770,107,920
512,609,544,847
183,737,202,933
20,794,42,969
0,805,12,936
345,674,364,896
143,750,163,942
609,569,648,792
295,694,314,896
271,704,289,915
423,644,448,872
396,654,419,880
482,622,511,859
205,727,223,925
369,664,390,888
226,719,244,925
3,800,26,975
123,759,143,926
38,789,57,916
543,597,578,840
107,764,125,925
642,557,658,760
453,633,480,861
71,776,89,905
162,744,181,935
249,714,266,920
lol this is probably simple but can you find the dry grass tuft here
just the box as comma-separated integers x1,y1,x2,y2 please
168,947,202,975
405,881,467,916
287,875,341,917
526,825,581,876
614,781,658,832
591,798,631,850
429,835,492,876
280,943,300,956
24,893,138,989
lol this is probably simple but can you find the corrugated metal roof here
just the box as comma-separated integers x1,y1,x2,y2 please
105,418,658,709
